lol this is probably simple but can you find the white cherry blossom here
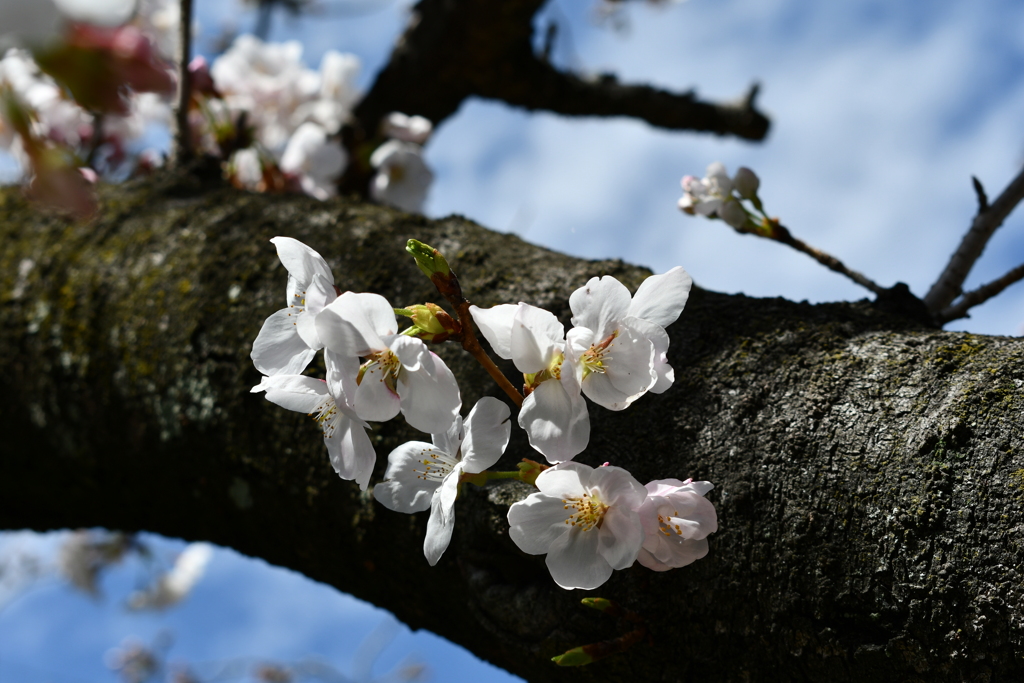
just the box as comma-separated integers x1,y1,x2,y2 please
637,478,717,571
250,237,337,376
316,291,461,433
369,139,433,213
471,302,589,462
507,461,647,590
566,266,691,407
374,397,511,565
280,121,347,200
678,161,751,229
251,351,375,489
128,542,213,610
382,112,432,144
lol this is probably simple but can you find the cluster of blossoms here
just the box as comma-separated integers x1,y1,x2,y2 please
0,0,437,213
678,161,762,230
250,237,717,591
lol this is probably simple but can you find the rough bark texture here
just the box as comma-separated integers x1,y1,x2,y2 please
2,171,1023,682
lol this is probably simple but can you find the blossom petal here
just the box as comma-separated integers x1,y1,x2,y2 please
468,304,517,360
316,292,396,356
507,493,573,555
392,337,461,432
597,507,644,571
510,304,565,374
324,411,375,490
625,317,673,394
576,325,655,411
534,461,588,498
589,466,648,510
627,266,692,329
271,236,334,304
518,378,589,463
460,397,511,473
568,275,631,338
432,415,463,460
294,272,336,349
424,471,460,566
251,308,317,376
373,441,441,513
253,374,328,413
544,526,611,590
325,350,360,410
353,360,401,423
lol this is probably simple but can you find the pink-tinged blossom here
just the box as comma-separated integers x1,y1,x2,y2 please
374,397,511,565
382,112,432,144
369,139,433,213
471,302,589,462
566,266,691,406
316,291,461,433
637,478,717,571
507,461,647,590
280,121,346,200
251,237,337,376
251,351,375,489
678,162,752,229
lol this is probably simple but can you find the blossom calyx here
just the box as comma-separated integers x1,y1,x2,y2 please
402,303,460,343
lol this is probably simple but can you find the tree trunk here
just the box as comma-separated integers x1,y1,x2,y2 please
2,169,1022,682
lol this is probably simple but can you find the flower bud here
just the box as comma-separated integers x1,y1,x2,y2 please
732,166,760,200
402,302,460,342
516,458,549,486
551,648,594,667
406,239,450,279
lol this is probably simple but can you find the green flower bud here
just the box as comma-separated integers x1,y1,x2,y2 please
406,239,451,279
551,648,594,667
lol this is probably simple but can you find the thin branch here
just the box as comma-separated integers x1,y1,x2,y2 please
923,164,1024,313
938,262,1024,324
768,223,887,296
171,0,194,166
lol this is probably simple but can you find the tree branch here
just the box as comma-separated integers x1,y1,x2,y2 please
938,262,1024,324
923,164,1024,313
171,0,194,165
2,176,1023,682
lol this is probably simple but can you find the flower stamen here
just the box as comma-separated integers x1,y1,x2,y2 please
562,492,608,531
580,332,617,379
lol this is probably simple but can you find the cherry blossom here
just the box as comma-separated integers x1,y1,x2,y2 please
280,121,347,200
637,478,717,571
316,291,461,433
678,161,749,229
127,542,214,610
251,351,375,489
507,461,647,590
566,266,691,407
382,112,432,144
471,302,589,462
250,236,337,376
374,397,511,565
369,139,434,213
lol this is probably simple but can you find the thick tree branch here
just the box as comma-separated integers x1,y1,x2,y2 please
924,164,1024,314
2,175,1023,682
345,0,770,193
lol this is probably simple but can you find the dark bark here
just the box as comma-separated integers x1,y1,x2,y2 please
2,170,1023,682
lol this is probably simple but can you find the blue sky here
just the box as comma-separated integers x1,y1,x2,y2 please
6,0,1024,680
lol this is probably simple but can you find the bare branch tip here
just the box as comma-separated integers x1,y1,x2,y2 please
971,175,989,213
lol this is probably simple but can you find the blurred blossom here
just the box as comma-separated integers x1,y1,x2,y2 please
382,112,432,145
128,542,213,610
280,121,346,199
369,139,433,213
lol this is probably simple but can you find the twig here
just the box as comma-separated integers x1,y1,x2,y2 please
426,270,525,408
171,0,194,166
924,164,1024,313
938,263,1024,324
770,223,887,296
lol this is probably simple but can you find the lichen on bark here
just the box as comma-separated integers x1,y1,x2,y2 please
2,169,1023,682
